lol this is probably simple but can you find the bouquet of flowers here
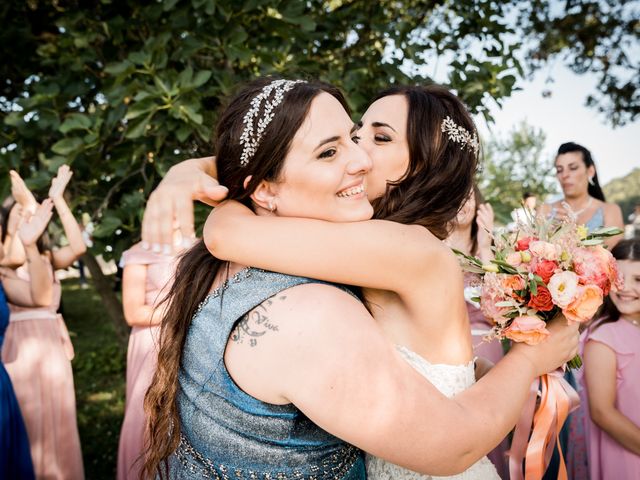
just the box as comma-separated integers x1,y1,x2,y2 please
455,208,623,479
454,207,623,369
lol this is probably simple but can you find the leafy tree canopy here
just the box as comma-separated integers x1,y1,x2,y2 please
479,121,557,224
0,0,637,261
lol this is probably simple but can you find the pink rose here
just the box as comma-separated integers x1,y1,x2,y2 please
504,315,551,345
547,271,580,308
506,252,523,267
529,241,561,261
572,246,615,295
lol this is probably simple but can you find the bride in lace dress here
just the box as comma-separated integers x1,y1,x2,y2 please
152,83,577,477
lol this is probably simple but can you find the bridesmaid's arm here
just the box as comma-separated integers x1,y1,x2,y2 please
122,264,166,327
48,166,87,270
1,245,53,308
205,200,441,294
584,340,640,455
602,203,624,250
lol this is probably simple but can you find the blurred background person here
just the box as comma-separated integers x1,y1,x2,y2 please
116,240,179,480
0,166,86,480
540,142,623,249
0,203,53,480
581,239,640,479
509,191,537,230
446,185,509,479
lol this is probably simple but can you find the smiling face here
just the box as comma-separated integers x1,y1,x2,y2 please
268,92,374,222
610,260,640,320
555,151,595,198
356,95,411,200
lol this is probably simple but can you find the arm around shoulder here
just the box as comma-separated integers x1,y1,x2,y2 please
206,201,444,294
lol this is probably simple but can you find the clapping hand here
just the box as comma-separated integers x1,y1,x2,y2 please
9,170,37,214
48,165,73,201
18,199,54,247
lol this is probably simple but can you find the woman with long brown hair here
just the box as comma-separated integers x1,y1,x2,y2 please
143,78,578,479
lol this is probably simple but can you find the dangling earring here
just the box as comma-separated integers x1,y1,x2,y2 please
588,176,595,186
268,200,277,213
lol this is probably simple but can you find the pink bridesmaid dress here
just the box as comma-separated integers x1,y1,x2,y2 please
0,263,84,479
581,319,640,480
116,243,175,480
465,274,510,479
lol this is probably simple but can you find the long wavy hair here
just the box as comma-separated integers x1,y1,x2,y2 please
556,142,606,201
370,85,479,240
141,78,350,479
592,239,640,331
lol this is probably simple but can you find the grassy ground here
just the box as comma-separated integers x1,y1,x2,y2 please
61,278,125,479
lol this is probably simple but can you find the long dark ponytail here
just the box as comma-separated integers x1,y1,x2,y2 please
142,77,349,479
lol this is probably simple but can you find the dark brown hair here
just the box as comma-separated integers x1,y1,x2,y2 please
556,142,606,201
142,78,349,479
592,239,640,331
370,85,479,239
469,184,485,257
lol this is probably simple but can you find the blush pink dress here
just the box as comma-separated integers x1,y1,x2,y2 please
581,319,640,480
464,274,510,479
116,244,175,480
0,263,84,480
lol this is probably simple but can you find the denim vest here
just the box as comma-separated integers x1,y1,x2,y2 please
168,268,365,479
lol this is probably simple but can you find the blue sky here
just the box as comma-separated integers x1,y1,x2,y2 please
474,65,639,186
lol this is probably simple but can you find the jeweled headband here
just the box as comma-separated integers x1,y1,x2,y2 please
239,79,307,167
441,116,480,158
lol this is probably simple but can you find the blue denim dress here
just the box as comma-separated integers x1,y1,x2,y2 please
0,283,35,480
168,268,365,479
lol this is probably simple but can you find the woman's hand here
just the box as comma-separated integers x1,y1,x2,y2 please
9,170,37,214
48,164,73,201
509,314,580,377
18,199,54,247
6,203,24,236
141,156,227,252
476,203,494,248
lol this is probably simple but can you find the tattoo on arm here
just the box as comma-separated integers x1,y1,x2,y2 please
230,295,287,347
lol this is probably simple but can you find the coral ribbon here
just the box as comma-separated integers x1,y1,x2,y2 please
508,369,580,480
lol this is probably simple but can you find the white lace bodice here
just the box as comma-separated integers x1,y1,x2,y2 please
365,345,500,480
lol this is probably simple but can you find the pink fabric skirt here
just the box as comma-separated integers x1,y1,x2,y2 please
1,314,84,480
117,325,160,480
469,306,510,479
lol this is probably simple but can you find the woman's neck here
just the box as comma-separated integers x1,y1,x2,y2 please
562,192,592,210
446,226,474,256
621,314,640,326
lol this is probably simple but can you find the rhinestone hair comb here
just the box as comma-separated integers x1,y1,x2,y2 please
239,79,306,167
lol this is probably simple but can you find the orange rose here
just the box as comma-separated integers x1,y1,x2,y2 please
534,260,558,284
563,284,603,323
528,285,554,311
502,274,526,302
504,315,551,345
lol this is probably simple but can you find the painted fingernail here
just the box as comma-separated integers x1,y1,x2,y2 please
162,244,172,255
152,243,162,253
141,241,150,250
181,237,195,249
